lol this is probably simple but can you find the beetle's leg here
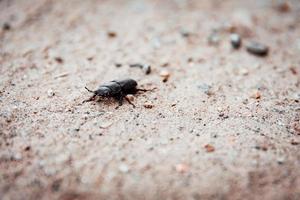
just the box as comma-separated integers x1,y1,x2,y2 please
125,96,136,108
118,97,123,106
114,95,123,109
82,94,96,103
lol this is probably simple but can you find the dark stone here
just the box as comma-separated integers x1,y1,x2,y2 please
246,41,269,56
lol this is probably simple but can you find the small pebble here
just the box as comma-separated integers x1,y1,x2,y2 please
276,1,290,13
54,57,64,64
107,31,117,38
115,63,122,68
187,57,193,63
251,90,261,99
47,89,55,97
24,146,31,151
197,84,213,96
160,70,170,82
291,139,299,145
277,156,285,164
180,29,191,38
246,41,269,56
144,102,154,109
255,144,268,151
2,23,11,31
230,33,241,49
293,93,300,101
118,164,129,173
129,63,142,68
240,68,249,76
129,63,151,75
99,122,113,129
208,30,220,46
204,144,215,152
142,64,151,75
290,67,298,75
161,62,169,67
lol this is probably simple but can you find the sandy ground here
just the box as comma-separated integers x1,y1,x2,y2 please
1,0,300,199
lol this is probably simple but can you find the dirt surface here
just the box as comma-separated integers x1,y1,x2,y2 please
1,0,300,199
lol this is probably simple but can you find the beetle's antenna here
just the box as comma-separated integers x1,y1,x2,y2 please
85,87,94,93
137,87,157,92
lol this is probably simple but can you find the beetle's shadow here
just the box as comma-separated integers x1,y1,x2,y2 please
83,91,152,109
93,97,130,109
94,97,116,106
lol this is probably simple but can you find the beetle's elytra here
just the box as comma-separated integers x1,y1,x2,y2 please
83,78,148,108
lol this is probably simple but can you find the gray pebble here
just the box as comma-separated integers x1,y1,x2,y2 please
293,93,300,100
246,41,269,56
130,63,151,75
208,31,220,46
129,63,143,68
230,33,241,49
197,83,213,95
115,63,122,68
142,64,151,75
118,164,129,173
180,29,190,38
47,89,55,97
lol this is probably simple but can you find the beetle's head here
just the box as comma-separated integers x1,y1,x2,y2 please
95,87,111,97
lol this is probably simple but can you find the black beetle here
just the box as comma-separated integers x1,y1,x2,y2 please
83,78,149,108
